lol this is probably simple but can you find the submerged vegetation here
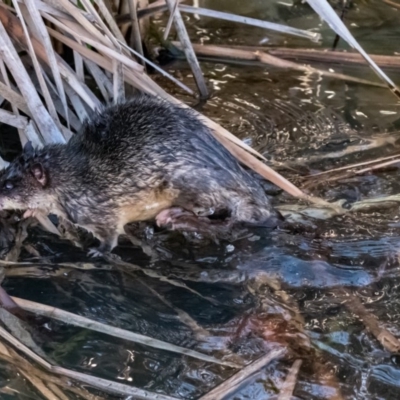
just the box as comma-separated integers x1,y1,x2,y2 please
0,0,399,399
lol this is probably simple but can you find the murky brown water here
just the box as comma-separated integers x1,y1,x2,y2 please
2,0,400,399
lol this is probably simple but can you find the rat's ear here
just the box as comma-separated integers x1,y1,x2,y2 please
30,163,47,187
23,141,34,155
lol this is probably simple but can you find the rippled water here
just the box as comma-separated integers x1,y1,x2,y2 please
3,0,400,399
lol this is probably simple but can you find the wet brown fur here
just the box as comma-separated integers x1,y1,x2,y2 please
0,94,282,255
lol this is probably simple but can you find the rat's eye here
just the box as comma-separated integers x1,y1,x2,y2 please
4,181,14,190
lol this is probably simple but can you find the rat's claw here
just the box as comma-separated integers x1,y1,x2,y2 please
87,248,120,262
87,248,104,258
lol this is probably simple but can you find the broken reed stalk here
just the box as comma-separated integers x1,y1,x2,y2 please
355,158,400,174
0,324,180,399
178,5,321,42
306,0,400,98
278,359,302,400
0,342,100,400
307,153,400,177
340,288,400,353
137,277,210,339
0,5,100,109
128,0,145,65
118,3,321,42
23,0,70,131
163,0,179,40
0,342,57,400
382,0,400,9
0,20,64,144
171,42,386,88
164,0,209,98
267,47,400,69
11,296,240,368
199,348,287,400
103,254,221,304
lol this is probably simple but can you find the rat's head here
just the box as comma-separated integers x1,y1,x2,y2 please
0,141,50,212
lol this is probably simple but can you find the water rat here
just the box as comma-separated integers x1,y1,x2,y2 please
0,95,283,256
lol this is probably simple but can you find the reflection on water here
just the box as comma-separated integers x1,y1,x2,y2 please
3,0,400,399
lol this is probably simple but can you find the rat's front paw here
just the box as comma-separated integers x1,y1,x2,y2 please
87,248,121,262
87,248,105,258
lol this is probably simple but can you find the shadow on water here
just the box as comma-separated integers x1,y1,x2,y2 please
3,0,400,398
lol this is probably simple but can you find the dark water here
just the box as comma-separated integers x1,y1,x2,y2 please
3,0,400,399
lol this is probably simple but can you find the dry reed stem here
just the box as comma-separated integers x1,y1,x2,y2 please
55,0,110,46
20,370,62,400
128,0,145,64
45,14,143,73
283,136,396,169
199,348,287,400
84,59,113,101
0,81,32,117
306,0,400,98
179,5,321,42
0,286,20,313
14,0,70,20
341,288,400,352
356,158,400,174
172,42,386,88
311,156,400,185
73,48,85,82
307,153,400,177
268,47,400,69
0,343,103,400
80,0,120,49
13,0,63,132
120,40,195,94
0,307,46,356
23,0,69,130
26,63,81,131
137,277,210,339
93,0,127,44
382,0,400,8
165,0,208,98
81,0,129,105
5,219,30,262
104,254,220,304
0,259,99,270
0,52,29,146
0,5,100,110
54,367,180,399
119,2,321,42
0,343,60,400
0,108,29,130
11,296,241,368
278,359,302,400
0,20,64,143
112,57,125,102
0,324,181,399
163,0,179,40
45,383,71,400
